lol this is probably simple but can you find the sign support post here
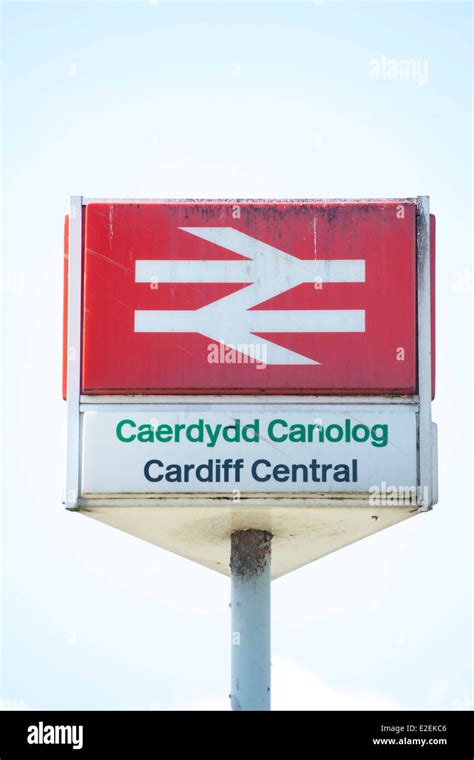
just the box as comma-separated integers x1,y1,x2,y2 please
230,530,272,711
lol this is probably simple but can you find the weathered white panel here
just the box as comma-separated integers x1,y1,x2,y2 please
81,504,419,579
81,405,417,496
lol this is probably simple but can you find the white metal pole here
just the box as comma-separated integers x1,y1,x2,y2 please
230,530,272,711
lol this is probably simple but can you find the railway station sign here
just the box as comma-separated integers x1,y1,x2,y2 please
64,198,437,577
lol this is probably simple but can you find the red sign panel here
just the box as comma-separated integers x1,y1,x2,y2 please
77,201,418,395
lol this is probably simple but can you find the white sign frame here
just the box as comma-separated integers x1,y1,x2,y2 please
65,197,436,510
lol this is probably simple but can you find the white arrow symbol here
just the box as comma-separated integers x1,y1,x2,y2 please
134,227,365,365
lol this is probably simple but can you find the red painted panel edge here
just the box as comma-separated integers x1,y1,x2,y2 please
62,215,69,400
431,214,436,399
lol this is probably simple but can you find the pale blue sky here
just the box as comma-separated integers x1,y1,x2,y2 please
1,0,472,710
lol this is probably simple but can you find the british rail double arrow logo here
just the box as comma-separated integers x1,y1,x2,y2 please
134,227,365,366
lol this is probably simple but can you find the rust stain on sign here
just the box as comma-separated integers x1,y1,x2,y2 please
230,529,272,579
